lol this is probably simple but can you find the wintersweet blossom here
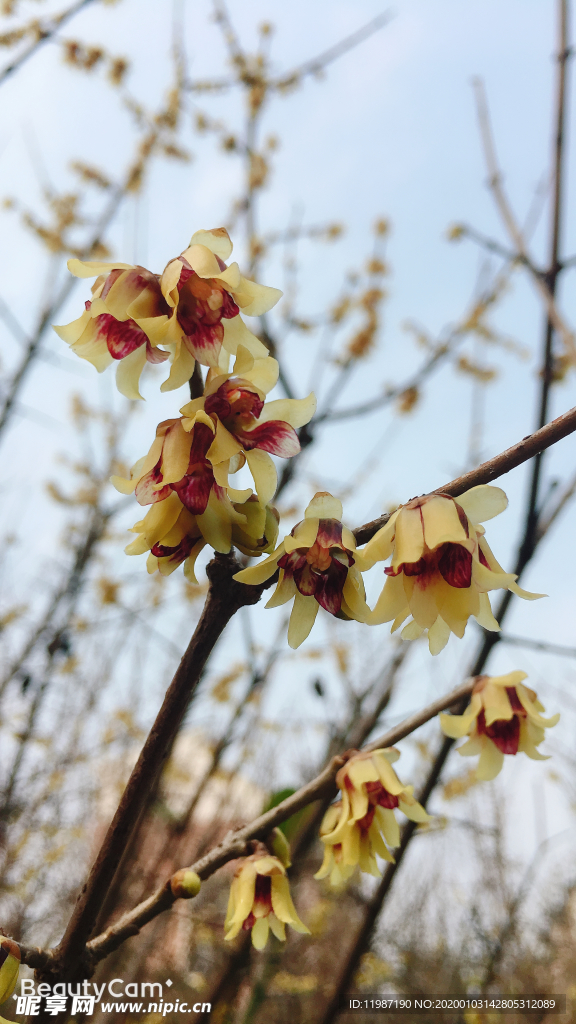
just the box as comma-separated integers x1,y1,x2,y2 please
179,346,316,506
125,491,279,578
362,485,544,654
54,263,171,399
54,227,282,397
314,748,430,885
233,492,370,648
159,227,282,389
224,854,310,950
439,671,559,780
0,938,20,1009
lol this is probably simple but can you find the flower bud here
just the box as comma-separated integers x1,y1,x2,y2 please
170,869,201,899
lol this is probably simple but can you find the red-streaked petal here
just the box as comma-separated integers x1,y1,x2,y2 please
477,710,520,755
171,467,213,515
100,269,124,300
293,561,317,597
438,543,472,588
181,321,224,364
135,463,172,506
315,558,348,616
316,518,344,548
145,340,170,364
151,535,194,564
95,313,147,359
236,421,300,457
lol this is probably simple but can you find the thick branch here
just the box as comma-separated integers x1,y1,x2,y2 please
46,552,267,979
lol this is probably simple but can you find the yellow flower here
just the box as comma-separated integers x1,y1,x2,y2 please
54,227,282,398
440,671,559,780
179,345,315,507
125,491,278,578
0,938,20,1005
233,492,370,648
314,749,430,885
159,227,282,390
53,262,170,399
362,485,544,655
224,854,309,950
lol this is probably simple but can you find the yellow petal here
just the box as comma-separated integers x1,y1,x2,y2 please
233,543,285,585
161,422,193,484
482,681,513,726
439,692,483,738
207,420,243,465
189,227,233,261
508,581,546,601
161,343,196,393
222,315,269,358
265,571,297,608
271,875,310,933
251,916,270,949
456,484,508,524
474,592,500,631
284,517,319,553
368,572,408,625
342,568,370,623
53,308,92,344
67,258,133,278
421,495,468,551
305,493,342,521
232,345,255,377
258,392,317,428
115,344,148,400
475,739,504,781
287,592,319,648
233,276,283,316
427,615,451,655
393,507,424,567
241,356,279,395
246,448,277,505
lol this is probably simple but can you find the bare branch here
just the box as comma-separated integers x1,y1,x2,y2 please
353,402,576,546
473,76,576,359
271,11,393,89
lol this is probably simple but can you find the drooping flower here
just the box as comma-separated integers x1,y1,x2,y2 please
159,227,282,390
0,938,20,1006
179,345,316,506
54,263,171,399
439,671,559,780
233,492,370,648
111,412,252,552
224,854,310,950
125,490,279,578
362,486,544,655
314,749,430,885
125,490,207,581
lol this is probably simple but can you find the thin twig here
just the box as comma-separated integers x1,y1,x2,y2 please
0,0,96,88
353,402,576,545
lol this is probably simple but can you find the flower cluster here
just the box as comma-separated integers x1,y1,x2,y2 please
54,227,281,398
440,671,559,780
315,748,429,886
55,224,557,952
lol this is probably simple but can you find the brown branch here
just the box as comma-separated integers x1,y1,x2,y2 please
46,677,475,969
353,402,576,546
35,552,268,982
